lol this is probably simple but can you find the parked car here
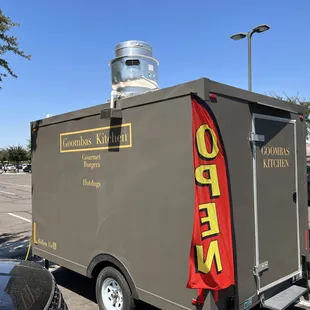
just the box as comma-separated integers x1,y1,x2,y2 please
22,163,29,170
5,165,16,172
23,164,32,173
0,259,68,309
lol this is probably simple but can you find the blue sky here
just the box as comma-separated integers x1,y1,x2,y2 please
0,0,309,148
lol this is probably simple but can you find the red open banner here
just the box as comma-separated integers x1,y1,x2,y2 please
187,94,235,295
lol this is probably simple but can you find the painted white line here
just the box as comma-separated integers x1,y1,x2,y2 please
0,190,16,196
0,181,31,188
8,213,31,223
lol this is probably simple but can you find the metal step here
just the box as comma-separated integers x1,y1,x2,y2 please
264,285,308,310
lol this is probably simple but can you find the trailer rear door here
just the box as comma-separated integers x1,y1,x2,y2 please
251,113,301,294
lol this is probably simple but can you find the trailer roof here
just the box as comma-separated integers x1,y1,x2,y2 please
31,78,305,128
210,80,305,115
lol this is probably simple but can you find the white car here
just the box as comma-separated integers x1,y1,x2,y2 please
6,165,16,172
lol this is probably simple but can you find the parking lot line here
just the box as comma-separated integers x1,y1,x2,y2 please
0,181,31,188
0,190,16,196
8,213,31,223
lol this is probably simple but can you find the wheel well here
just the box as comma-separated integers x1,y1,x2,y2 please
87,254,138,300
91,261,110,278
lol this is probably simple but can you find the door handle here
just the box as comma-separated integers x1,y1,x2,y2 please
293,191,296,203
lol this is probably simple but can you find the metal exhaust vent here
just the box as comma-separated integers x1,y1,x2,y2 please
109,40,159,98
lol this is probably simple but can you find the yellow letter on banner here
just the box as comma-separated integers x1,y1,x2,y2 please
196,241,223,274
196,124,219,160
195,164,220,197
199,203,220,238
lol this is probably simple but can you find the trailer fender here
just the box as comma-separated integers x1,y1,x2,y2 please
86,253,139,299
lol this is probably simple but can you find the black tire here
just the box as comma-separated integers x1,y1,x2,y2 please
96,266,135,310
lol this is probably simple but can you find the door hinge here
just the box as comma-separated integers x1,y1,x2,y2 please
249,133,265,142
253,261,269,276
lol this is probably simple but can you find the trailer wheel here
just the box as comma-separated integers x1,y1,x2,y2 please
96,266,135,310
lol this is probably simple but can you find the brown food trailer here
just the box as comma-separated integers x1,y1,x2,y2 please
31,41,309,310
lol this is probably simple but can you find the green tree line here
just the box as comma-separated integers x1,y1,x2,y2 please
269,93,310,138
0,144,30,166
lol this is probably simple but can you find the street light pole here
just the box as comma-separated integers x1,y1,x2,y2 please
230,24,270,92
247,32,252,92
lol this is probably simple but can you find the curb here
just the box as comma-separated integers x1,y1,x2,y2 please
0,173,30,175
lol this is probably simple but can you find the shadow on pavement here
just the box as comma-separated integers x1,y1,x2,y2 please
0,231,29,244
0,231,58,270
52,267,160,309
0,231,30,259
53,267,96,303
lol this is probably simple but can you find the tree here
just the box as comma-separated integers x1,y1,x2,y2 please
0,148,8,165
269,92,310,139
26,138,31,160
6,145,28,169
0,9,31,89
27,138,31,152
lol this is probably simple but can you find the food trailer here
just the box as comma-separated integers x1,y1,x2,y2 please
31,41,309,310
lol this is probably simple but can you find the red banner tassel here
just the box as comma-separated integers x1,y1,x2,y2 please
197,289,204,303
213,290,219,302
191,289,204,306
192,289,219,305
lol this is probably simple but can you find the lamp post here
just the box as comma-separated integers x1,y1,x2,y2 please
230,24,270,92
